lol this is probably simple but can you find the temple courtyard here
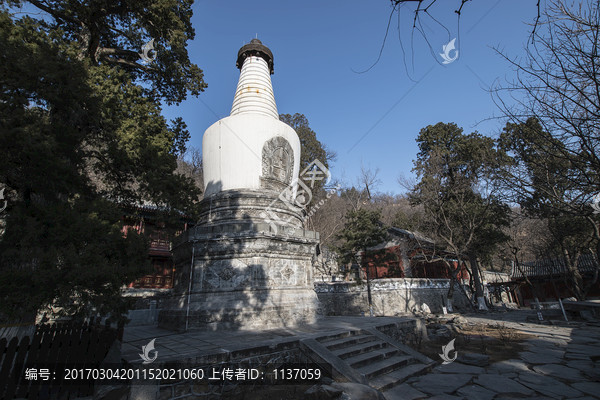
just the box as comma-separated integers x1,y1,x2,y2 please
119,309,600,399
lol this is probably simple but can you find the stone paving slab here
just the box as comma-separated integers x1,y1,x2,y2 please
569,336,598,344
494,396,555,400
563,344,600,356
456,384,497,400
517,370,583,398
566,359,595,373
411,373,473,395
532,363,587,381
519,350,564,365
570,381,600,397
381,383,425,400
565,352,593,360
433,361,485,375
524,338,568,348
474,374,535,395
571,331,600,340
486,359,531,374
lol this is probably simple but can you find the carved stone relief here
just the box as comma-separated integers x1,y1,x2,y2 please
262,136,293,185
203,259,250,289
269,259,302,286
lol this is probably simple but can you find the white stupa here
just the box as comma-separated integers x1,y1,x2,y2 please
159,39,321,331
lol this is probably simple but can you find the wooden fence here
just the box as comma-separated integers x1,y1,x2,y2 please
0,325,35,343
0,321,120,399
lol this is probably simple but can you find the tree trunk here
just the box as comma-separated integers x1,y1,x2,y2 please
514,258,544,305
446,274,455,313
446,260,461,312
469,253,488,311
563,248,584,300
584,242,600,299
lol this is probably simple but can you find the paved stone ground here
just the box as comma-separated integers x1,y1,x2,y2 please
122,311,600,399
398,310,600,400
121,316,419,364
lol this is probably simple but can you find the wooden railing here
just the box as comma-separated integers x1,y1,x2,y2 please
149,238,170,252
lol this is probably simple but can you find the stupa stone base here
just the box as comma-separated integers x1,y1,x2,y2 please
158,190,322,331
159,288,320,331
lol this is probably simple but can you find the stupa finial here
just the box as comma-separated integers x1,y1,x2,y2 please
235,38,274,74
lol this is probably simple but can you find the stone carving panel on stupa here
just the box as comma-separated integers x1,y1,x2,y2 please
202,259,250,290
268,259,304,287
261,136,293,190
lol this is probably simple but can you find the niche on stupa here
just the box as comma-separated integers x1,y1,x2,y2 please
260,136,293,191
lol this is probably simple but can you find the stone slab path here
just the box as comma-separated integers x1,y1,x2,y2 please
395,312,600,400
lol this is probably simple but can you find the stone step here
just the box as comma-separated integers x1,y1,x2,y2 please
372,363,433,391
333,340,389,359
345,347,401,369
315,330,362,344
357,355,413,379
320,334,377,351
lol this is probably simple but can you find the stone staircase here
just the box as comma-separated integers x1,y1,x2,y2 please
301,327,434,395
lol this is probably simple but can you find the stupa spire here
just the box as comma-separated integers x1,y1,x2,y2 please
230,39,278,119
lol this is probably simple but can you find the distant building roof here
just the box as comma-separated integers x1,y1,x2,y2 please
388,226,435,246
512,254,598,279
364,226,435,252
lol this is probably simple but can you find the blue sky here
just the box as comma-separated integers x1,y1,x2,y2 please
163,1,539,194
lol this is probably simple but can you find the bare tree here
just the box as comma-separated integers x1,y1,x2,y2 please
313,247,340,282
176,146,203,198
497,208,551,269
359,165,381,203
494,0,600,299
306,183,346,248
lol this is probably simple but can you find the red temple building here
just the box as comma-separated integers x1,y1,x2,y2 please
359,227,469,282
121,204,191,289
511,254,600,305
